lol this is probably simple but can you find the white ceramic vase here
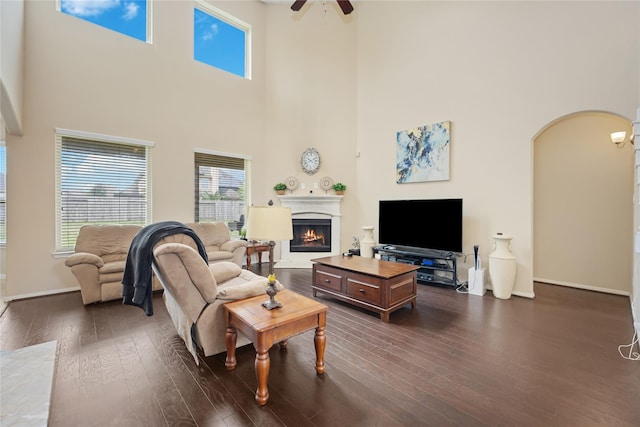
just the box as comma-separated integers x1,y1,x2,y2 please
360,226,375,258
489,233,516,299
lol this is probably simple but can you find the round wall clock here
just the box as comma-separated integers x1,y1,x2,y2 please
301,148,321,175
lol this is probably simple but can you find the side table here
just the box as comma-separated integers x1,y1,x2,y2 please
245,242,270,270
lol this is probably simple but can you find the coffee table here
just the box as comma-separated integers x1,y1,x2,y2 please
223,289,329,405
312,255,418,322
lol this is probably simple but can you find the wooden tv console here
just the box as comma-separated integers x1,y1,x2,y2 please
311,255,419,322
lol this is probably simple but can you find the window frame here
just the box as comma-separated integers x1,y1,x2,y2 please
193,0,252,79
194,149,251,235
55,128,154,253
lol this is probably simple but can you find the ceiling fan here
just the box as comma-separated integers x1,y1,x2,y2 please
291,0,354,15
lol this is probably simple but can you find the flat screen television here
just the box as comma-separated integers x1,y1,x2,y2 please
378,199,463,253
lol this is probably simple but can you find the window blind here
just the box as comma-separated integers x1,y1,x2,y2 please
194,152,247,230
55,133,152,251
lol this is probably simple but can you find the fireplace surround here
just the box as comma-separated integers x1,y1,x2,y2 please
275,195,343,268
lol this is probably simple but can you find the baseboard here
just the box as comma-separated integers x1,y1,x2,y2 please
534,277,630,296
4,286,80,302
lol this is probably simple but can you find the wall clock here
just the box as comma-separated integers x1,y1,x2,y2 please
301,148,321,175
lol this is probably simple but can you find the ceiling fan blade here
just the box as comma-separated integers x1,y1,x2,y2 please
291,0,307,12
337,0,354,15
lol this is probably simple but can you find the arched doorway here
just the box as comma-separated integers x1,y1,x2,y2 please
533,111,633,294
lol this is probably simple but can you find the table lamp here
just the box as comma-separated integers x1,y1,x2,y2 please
246,206,293,309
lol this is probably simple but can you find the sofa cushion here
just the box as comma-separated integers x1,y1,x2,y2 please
99,260,126,275
207,251,234,263
186,222,231,247
75,224,141,257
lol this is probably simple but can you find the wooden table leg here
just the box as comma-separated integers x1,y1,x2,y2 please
246,254,252,270
225,324,237,370
254,349,270,405
314,313,326,375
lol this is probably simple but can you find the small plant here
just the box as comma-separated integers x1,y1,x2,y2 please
332,182,346,192
240,227,247,239
273,183,287,191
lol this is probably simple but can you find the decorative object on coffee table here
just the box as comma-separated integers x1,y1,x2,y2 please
360,225,375,258
246,206,293,309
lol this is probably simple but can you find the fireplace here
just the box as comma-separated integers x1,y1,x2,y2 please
275,195,343,268
291,218,331,253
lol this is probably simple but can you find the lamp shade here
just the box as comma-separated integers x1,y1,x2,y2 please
611,131,627,144
246,206,293,241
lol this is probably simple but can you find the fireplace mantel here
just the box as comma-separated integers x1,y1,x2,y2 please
276,195,343,268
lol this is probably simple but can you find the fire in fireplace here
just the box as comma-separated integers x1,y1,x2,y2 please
291,218,331,253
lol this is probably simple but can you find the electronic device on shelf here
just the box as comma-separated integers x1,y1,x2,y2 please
378,198,463,254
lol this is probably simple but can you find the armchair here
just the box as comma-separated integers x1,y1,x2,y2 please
152,240,283,362
186,222,247,266
65,224,164,304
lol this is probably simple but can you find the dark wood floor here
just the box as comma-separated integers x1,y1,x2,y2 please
1,267,639,426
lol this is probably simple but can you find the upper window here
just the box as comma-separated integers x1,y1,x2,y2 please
55,129,153,251
194,1,251,79
59,0,150,43
195,151,250,237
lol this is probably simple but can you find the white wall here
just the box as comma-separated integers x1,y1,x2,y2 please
4,0,640,302
5,0,267,298
0,0,24,135
353,1,639,297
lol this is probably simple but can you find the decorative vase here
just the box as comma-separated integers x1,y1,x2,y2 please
276,190,285,195
335,190,344,195
360,226,375,258
489,233,517,299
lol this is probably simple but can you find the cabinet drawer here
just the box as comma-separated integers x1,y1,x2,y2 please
315,270,343,293
346,277,381,306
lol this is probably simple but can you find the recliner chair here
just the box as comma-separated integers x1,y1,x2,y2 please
152,238,283,363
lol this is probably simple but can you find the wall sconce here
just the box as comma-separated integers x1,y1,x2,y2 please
611,131,634,148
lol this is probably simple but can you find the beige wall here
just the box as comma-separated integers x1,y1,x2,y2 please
0,0,25,134
352,1,639,297
6,0,267,298
4,1,640,301
534,112,633,294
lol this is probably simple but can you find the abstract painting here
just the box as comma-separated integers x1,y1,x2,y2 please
396,121,451,183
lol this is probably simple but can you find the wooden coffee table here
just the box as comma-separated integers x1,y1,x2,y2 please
312,255,418,322
223,289,329,405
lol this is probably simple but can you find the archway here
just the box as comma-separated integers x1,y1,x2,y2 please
533,111,633,294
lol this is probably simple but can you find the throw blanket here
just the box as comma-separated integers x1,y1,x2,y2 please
122,221,208,316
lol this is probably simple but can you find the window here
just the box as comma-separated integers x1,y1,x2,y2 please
55,129,153,251
194,1,251,79
195,151,250,236
58,0,150,43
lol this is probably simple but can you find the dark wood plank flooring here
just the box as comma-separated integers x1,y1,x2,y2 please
1,266,639,426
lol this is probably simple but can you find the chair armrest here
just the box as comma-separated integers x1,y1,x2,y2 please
216,279,284,301
220,239,247,253
65,252,104,268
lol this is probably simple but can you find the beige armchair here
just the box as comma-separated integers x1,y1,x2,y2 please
152,240,282,362
186,222,247,266
65,224,162,304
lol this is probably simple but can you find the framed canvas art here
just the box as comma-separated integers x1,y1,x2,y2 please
396,121,451,183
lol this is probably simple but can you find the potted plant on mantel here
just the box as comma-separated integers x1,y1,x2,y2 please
274,183,287,195
332,182,346,195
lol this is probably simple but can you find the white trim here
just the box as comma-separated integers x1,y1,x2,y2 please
4,286,81,302
55,128,155,147
193,0,252,80
194,148,252,161
534,277,631,296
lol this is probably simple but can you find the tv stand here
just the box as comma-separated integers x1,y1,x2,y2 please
373,246,457,287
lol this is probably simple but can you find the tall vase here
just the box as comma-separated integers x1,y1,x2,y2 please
360,226,375,258
489,233,517,299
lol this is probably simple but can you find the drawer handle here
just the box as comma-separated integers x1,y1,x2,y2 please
324,279,331,283
359,289,365,293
